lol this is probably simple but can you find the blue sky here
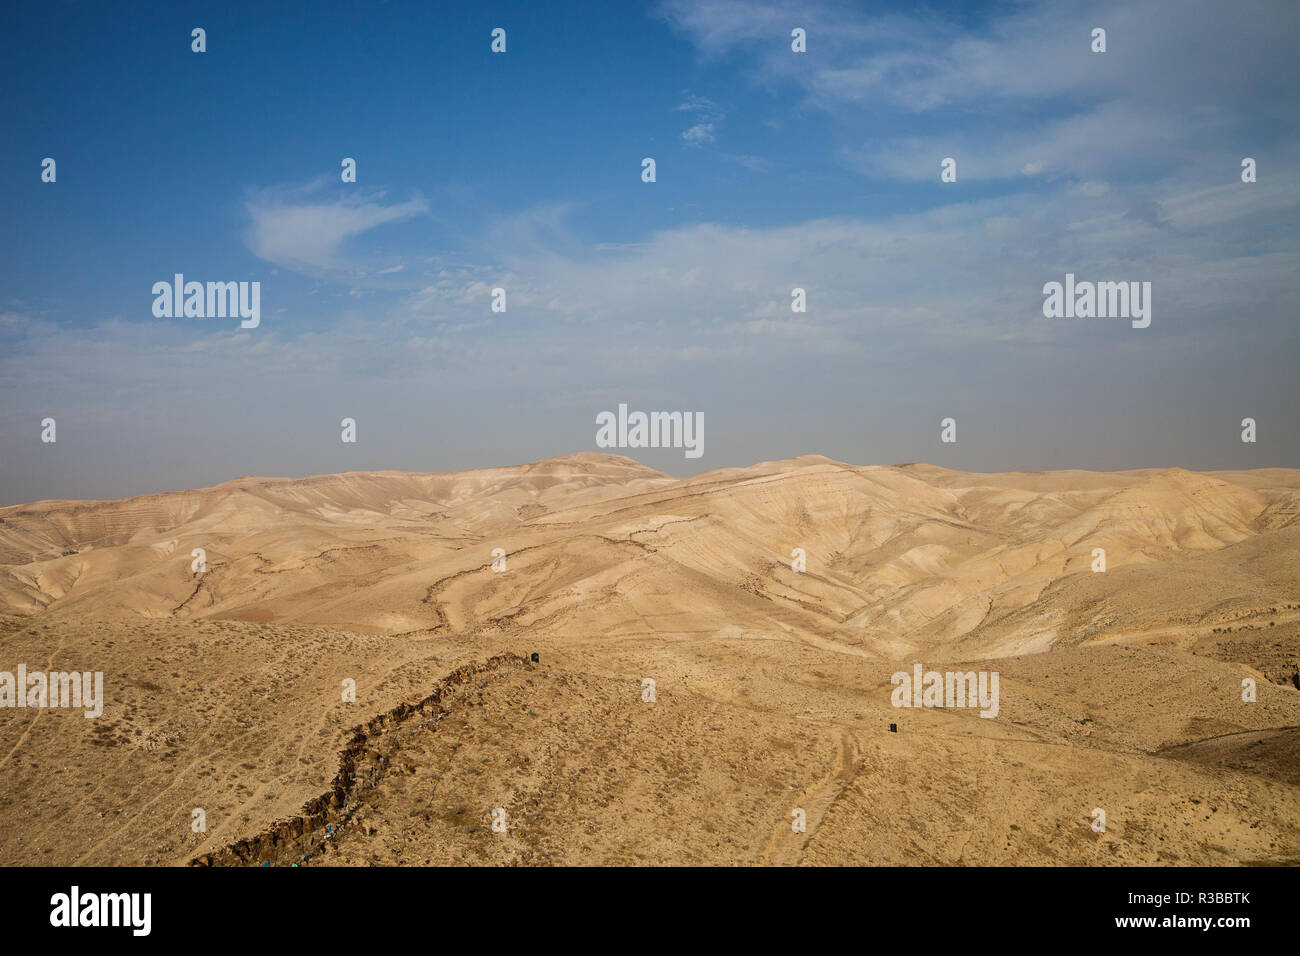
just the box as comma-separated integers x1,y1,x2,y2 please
2,0,1298,504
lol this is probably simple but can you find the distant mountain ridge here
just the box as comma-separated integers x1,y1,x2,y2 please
1,454,1298,661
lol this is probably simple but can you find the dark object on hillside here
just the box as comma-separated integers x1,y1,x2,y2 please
889,723,897,733
530,652,539,663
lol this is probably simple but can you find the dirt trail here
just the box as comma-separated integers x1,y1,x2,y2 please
0,635,65,773
761,729,861,865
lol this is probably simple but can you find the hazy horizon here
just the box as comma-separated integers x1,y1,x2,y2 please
7,446,1300,510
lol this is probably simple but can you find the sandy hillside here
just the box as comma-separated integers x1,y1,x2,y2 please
1,453,1298,865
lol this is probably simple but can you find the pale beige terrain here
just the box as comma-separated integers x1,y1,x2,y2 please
0,453,1298,865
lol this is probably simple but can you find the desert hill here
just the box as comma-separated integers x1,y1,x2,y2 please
1,454,1297,865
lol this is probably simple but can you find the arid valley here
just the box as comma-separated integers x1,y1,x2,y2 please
1,453,1298,866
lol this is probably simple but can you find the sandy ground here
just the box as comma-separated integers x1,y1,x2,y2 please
1,453,1298,865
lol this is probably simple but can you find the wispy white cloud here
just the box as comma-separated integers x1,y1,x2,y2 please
659,0,1300,187
676,94,722,117
726,153,771,172
658,0,1299,112
676,91,724,146
838,100,1193,183
244,180,429,276
682,122,716,145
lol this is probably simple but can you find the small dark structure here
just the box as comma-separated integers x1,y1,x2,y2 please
889,723,897,733
530,652,539,663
